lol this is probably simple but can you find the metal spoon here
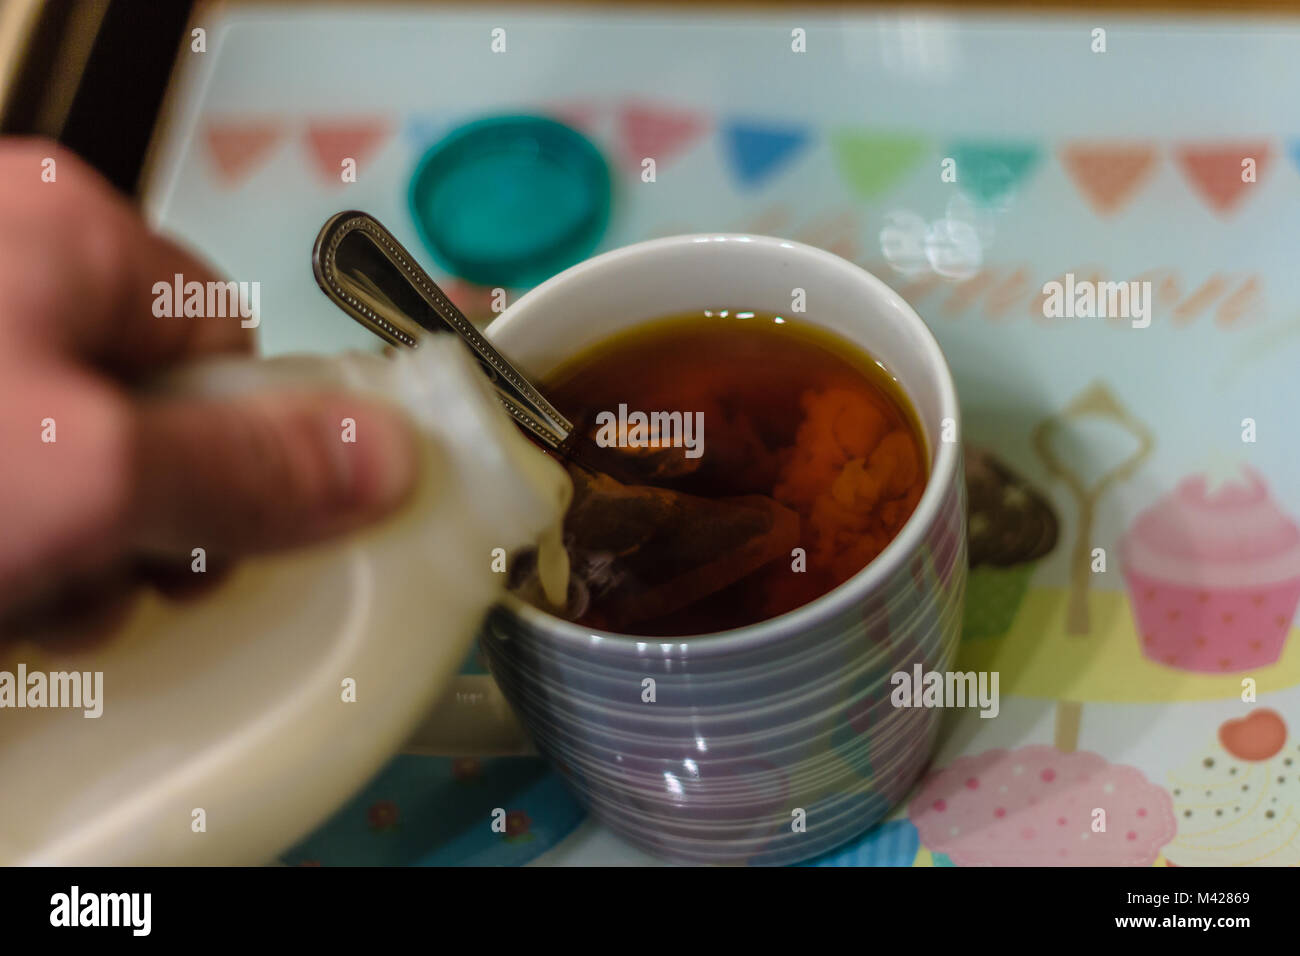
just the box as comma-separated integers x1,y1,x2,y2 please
311,210,698,483
312,210,574,452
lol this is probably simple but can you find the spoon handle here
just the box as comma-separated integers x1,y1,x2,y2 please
312,210,574,450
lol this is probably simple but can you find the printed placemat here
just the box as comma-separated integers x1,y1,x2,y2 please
146,5,1300,866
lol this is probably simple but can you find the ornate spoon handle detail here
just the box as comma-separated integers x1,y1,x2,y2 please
312,210,574,451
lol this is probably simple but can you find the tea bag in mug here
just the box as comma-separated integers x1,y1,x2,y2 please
510,464,800,633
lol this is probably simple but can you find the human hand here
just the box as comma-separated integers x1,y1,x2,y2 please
0,140,418,635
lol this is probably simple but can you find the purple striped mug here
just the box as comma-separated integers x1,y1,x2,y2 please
406,234,966,865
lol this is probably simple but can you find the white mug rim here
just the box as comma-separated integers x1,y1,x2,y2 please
486,233,962,657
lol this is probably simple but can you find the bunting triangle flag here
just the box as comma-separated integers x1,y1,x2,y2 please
830,132,927,199
1059,143,1158,216
616,103,707,170
948,142,1041,204
1174,142,1270,214
305,118,392,183
203,118,285,186
722,121,810,188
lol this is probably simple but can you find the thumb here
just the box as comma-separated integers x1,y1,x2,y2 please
127,389,419,556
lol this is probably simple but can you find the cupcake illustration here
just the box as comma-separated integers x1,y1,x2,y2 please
908,745,1175,866
1166,709,1299,866
1120,466,1300,673
962,446,1059,641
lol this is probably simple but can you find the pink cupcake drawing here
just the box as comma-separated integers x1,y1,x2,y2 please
1120,467,1300,673
908,745,1175,866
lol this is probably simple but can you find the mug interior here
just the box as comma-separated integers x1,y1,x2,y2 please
485,233,961,647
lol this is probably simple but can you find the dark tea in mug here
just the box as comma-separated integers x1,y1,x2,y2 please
515,310,928,637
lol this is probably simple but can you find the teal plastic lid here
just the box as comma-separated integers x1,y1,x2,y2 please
408,115,612,288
